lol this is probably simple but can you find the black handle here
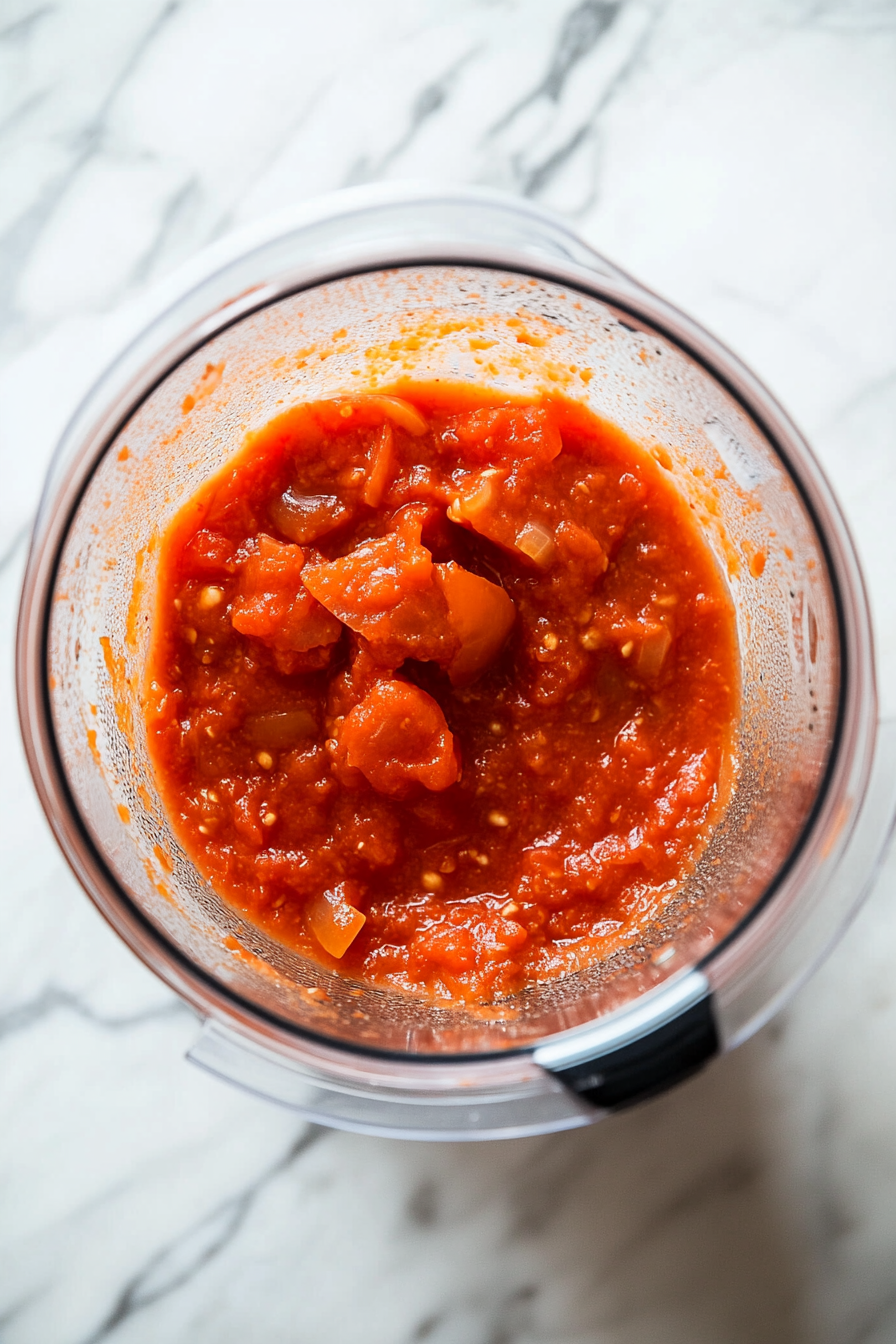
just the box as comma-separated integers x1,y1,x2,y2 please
542,994,719,1111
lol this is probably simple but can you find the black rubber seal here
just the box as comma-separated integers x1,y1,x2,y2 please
545,995,720,1111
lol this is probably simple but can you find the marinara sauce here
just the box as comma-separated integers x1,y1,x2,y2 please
145,388,739,1002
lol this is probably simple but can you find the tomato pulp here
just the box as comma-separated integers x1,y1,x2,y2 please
145,388,739,1002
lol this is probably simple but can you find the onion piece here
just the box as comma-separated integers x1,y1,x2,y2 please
514,521,557,568
244,709,316,749
446,471,503,529
306,885,366,958
358,394,428,437
363,421,394,507
636,626,672,679
269,489,352,544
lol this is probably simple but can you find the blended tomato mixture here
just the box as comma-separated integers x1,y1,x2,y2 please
145,388,739,1002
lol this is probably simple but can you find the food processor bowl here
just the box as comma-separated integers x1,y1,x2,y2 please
17,186,896,1138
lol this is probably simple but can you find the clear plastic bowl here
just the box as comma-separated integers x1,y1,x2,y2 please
17,185,896,1138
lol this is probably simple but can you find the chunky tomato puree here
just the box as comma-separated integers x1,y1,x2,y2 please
145,388,739,1001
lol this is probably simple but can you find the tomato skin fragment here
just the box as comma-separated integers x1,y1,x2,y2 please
306,882,366,958
339,680,460,797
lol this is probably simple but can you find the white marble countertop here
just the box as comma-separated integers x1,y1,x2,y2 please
2,2,896,1341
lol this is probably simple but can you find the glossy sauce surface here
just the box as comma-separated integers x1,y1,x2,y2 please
145,388,739,1001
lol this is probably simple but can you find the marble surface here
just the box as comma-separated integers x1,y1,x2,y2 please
1,1,896,1340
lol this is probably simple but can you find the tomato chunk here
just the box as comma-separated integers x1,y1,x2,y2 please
339,680,460,797
411,921,476,972
230,534,341,652
442,404,562,467
303,531,430,616
181,529,236,576
302,516,457,668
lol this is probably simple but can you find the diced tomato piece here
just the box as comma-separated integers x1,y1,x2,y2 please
660,749,715,815
303,531,429,615
326,644,391,721
555,520,607,581
231,786,264,846
306,883,366,958
231,534,304,635
442,404,562,467
476,914,528,960
434,562,515,685
231,534,341,652
339,680,459,797
410,921,476,971
302,519,457,668
181,529,236,576
446,469,512,547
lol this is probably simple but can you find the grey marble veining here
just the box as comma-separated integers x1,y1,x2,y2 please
1,2,896,1341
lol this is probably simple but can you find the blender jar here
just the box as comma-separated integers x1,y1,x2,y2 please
17,186,896,1139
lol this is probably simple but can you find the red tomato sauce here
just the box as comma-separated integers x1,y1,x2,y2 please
145,388,739,1002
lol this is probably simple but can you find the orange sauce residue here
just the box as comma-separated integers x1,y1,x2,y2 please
182,362,225,415
153,843,173,873
141,856,173,904
126,539,156,653
742,540,768,578
99,634,135,750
